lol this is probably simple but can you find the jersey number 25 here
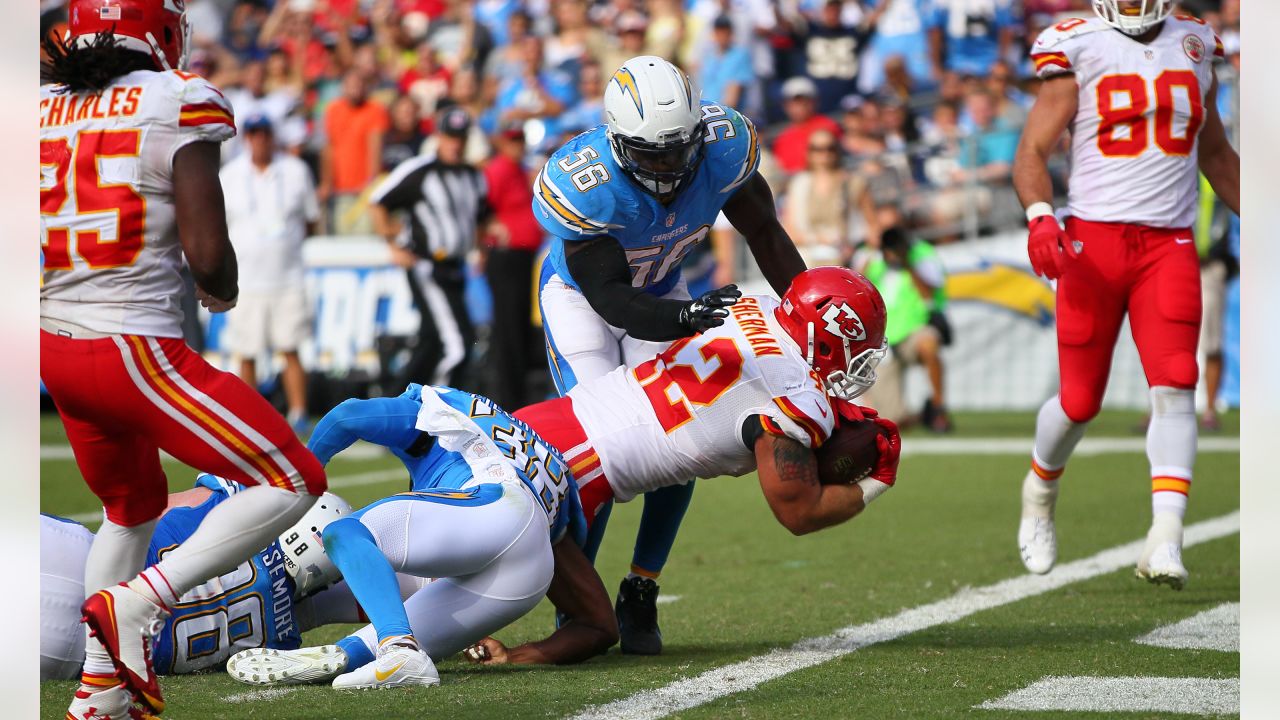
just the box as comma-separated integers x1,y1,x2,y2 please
41,130,146,270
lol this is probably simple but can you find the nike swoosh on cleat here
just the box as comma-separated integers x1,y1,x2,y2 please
374,661,408,682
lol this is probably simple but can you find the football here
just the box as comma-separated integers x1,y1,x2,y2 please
816,420,883,485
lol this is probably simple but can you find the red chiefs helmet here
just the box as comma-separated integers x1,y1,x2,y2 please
67,0,190,71
774,267,887,401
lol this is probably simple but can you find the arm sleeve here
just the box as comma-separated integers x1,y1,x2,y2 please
307,396,425,465
369,156,428,211
566,237,692,342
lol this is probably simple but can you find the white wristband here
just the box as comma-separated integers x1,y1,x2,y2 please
856,478,891,506
1026,202,1055,222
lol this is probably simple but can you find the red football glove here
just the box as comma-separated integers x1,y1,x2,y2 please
831,398,878,425
1027,215,1077,280
869,417,901,487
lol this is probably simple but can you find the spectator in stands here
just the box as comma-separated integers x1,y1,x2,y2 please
493,35,577,149
219,115,320,431
600,10,651,74
802,0,879,115
560,59,607,135
698,15,754,110
482,8,533,96
856,223,952,432
399,42,453,119
545,0,608,75
985,59,1031,125
382,95,426,172
928,0,1017,78
863,0,935,93
839,95,887,160
957,88,1018,184
322,69,390,235
482,124,542,409
224,59,306,159
782,130,871,267
646,0,688,64
772,76,842,174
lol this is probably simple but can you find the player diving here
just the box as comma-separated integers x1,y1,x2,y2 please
1013,0,1239,589
223,267,903,687
534,55,808,655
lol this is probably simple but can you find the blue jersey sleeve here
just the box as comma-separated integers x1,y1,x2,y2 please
308,394,424,465
699,102,761,196
533,130,627,241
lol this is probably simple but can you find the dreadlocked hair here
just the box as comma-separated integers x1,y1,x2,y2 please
41,29,156,93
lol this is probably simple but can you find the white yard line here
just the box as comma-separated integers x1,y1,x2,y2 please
570,511,1241,720
977,676,1239,714
1135,602,1239,653
221,687,299,704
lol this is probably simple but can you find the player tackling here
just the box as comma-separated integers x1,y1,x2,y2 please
1013,0,1239,588
40,0,327,716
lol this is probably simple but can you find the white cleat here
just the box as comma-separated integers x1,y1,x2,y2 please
1018,517,1058,574
1137,540,1188,590
332,644,440,690
227,645,348,686
1018,468,1059,574
66,683,156,720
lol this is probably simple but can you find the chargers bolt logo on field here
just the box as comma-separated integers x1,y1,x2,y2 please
822,303,866,342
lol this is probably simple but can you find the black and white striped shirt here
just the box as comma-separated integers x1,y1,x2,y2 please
370,155,489,261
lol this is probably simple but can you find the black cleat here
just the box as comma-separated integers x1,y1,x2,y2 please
615,576,663,655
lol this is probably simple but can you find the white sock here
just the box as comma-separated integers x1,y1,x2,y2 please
141,486,317,601
1033,395,1088,473
83,518,155,676
1147,386,1195,523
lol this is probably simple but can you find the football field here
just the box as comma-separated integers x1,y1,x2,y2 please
39,410,1241,719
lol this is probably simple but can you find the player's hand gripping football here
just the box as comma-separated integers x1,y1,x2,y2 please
463,637,510,665
1026,215,1077,280
196,285,238,313
868,417,901,487
679,284,742,333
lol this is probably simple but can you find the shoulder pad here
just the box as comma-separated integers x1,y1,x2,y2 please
1170,14,1225,58
700,102,760,195
534,130,625,240
174,73,235,137
1030,18,1105,79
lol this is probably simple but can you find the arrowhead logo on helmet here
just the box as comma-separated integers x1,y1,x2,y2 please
821,303,867,342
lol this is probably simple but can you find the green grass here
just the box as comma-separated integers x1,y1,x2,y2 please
39,411,1240,719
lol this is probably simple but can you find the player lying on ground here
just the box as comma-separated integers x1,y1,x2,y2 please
534,55,808,654
41,478,371,681
1013,0,1240,589
225,384,619,689
41,0,329,716
229,267,903,682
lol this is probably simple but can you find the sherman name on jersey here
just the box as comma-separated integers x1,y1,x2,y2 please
567,294,835,501
534,98,760,297
1030,15,1223,229
40,69,236,337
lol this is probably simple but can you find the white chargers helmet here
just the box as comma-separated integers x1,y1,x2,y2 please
604,56,704,199
278,492,351,599
1091,0,1172,36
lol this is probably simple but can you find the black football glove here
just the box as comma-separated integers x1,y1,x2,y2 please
678,284,742,333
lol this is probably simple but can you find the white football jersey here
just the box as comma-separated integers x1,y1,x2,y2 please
40,70,236,337
1031,15,1223,229
568,295,835,501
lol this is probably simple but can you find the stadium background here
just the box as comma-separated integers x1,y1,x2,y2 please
38,0,1241,417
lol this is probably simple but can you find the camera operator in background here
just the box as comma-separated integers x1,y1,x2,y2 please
855,221,952,432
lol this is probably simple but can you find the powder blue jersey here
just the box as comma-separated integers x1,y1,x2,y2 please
533,101,760,297
148,475,299,675
308,385,587,546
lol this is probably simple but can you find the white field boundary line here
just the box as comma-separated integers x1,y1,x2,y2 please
59,468,408,524
570,511,1241,720
222,687,299,704
977,676,1239,714
1135,602,1239,653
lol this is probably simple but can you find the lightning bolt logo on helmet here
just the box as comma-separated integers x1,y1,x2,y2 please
821,303,866,342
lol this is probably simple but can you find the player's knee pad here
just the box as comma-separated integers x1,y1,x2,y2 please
1058,385,1103,424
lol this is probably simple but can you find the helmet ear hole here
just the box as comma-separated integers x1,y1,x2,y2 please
164,27,172,44
817,340,832,357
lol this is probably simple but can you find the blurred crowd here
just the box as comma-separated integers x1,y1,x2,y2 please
38,0,1242,418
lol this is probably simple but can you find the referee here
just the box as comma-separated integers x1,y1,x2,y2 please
370,107,490,388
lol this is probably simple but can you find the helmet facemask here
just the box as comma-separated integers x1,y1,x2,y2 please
1092,0,1172,36
608,124,705,200
806,321,886,401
